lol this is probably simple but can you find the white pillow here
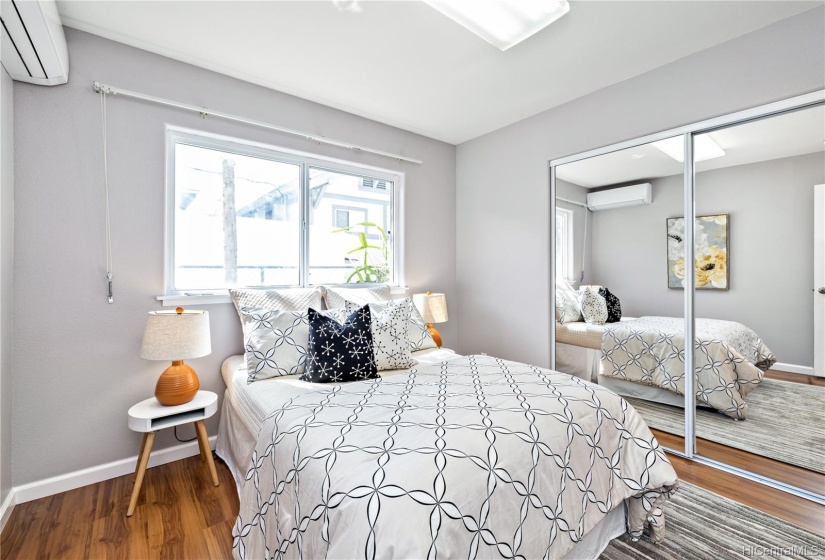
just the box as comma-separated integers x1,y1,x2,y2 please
579,287,608,325
346,297,437,353
346,298,418,371
240,306,349,383
229,287,324,319
323,285,391,309
555,280,582,324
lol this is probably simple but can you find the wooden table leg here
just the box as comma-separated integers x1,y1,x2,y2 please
128,431,155,517
195,420,219,487
134,432,149,480
196,426,207,462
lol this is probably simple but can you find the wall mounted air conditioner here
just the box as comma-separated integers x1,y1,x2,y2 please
1,0,69,86
587,183,652,211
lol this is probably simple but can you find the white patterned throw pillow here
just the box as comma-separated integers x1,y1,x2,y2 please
345,298,418,370
579,286,608,325
555,279,582,324
240,307,349,383
230,287,324,319
346,297,437,353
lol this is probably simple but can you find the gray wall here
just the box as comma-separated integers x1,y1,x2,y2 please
590,153,824,368
12,28,456,486
455,7,825,365
1,66,13,506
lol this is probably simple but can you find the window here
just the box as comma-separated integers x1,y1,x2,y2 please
555,208,574,281
167,129,402,293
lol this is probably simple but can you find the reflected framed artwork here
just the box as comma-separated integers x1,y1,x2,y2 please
666,214,729,290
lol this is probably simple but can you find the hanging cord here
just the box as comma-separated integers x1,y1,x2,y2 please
174,425,198,443
579,205,589,283
101,90,114,303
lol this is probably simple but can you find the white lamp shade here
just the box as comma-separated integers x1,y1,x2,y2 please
413,293,448,324
140,310,212,361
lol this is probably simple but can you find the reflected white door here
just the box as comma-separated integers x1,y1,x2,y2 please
815,184,825,377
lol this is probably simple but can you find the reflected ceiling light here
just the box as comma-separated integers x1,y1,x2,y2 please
630,154,645,159
423,0,570,51
652,135,725,163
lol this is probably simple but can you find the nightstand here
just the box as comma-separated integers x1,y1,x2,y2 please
126,390,219,517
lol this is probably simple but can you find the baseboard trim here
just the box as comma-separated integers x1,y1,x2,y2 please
0,489,15,534
10,435,216,507
772,362,816,377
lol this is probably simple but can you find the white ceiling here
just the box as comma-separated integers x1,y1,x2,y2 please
56,1,821,145
556,104,825,188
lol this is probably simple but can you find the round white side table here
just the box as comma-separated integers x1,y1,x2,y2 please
126,390,219,517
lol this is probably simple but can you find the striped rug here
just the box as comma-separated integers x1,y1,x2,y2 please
602,482,824,559
625,378,825,474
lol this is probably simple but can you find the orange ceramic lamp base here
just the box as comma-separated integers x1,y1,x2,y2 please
427,324,442,348
155,360,200,406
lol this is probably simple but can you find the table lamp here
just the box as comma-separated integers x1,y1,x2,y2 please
140,307,211,406
412,292,448,348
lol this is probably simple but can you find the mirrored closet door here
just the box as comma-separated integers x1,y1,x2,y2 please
691,104,825,493
551,90,825,501
552,137,686,452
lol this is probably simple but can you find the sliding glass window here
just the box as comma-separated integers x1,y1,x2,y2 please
166,129,403,294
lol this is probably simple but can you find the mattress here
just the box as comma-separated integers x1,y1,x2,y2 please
221,347,462,437
555,317,636,349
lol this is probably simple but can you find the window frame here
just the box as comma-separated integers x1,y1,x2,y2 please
164,126,405,298
555,207,574,282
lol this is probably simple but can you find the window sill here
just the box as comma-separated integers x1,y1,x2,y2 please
156,286,409,307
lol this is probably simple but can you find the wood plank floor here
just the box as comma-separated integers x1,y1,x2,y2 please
652,428,825,496
765,369,825,386
2,447,822,559
1,455,238,560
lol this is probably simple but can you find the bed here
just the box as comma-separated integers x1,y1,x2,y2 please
217,348,678,560
555,316,776,419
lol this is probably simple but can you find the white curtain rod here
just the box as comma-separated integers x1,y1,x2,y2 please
556,196,588,208
92,81,423,165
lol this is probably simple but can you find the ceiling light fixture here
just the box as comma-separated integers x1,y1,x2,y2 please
423,0,570,51
652,135,725,163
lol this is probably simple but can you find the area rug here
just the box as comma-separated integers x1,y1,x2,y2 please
625,378,825,474
601,482,825,559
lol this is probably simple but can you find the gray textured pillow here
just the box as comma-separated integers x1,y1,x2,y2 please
230,287,324,319
240,306,349,383
323,285,391,309
579,287,608,325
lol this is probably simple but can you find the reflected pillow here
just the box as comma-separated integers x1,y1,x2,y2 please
555,280,582,324
599,287,622,323
579,286,608,325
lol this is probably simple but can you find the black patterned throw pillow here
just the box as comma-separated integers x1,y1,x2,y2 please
300,305,379,383
599,287,622,323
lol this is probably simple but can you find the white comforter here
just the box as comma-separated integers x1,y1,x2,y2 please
231,354,678,560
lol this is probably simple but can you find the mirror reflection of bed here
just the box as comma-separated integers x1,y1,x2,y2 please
553,104,825,493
